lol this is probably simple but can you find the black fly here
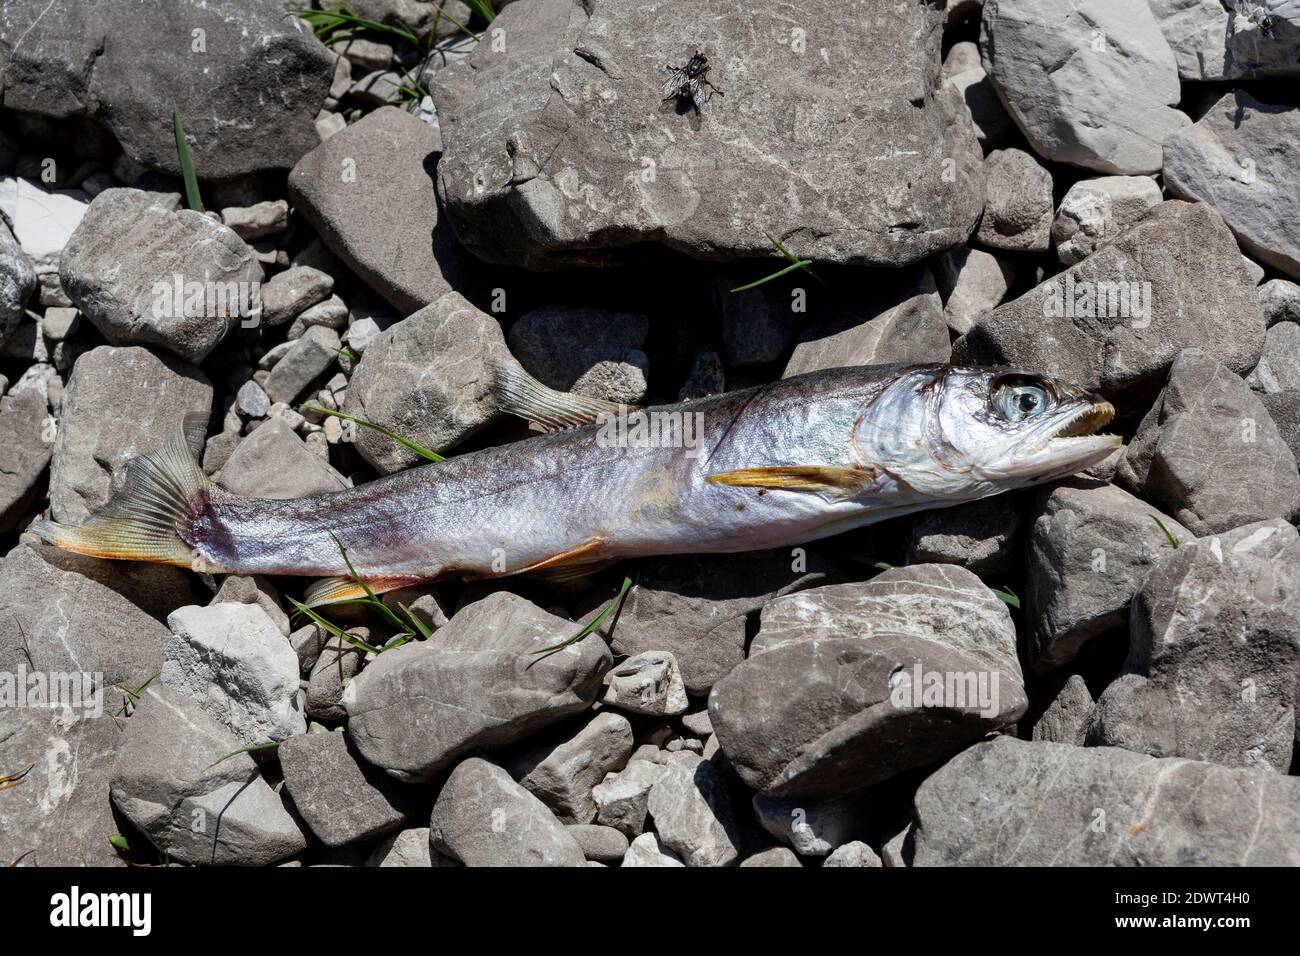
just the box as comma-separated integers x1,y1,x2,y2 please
663,50,723,113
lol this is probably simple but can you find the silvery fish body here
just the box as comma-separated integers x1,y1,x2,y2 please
34,364,1119,604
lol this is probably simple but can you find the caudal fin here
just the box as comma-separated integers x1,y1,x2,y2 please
30,415,212,568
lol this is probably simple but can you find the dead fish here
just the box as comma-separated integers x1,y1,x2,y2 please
32,363,1118,605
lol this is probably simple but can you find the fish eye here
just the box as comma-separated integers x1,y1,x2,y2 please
993,375,1051,422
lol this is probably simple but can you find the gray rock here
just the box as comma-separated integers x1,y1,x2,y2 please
344,592,610,782
161,603,305,748
260,265,334,327
752,794,866,857
0,217,36,343
305,635,367,722
1052,175,1164,265
49,345,211,524
235,380,271,418
221,200,289,241
430,757,586,867
903,494,1023,577
0,389,51,532
595,549,844,696
321,0,472,39
503,711,634,823
646,754,741,867
334,37,393,73
602,652,689,717
278,731,422,848
933,246,1016,336
975,148,1054,251
717,278,808,367
110,686,308,865
287,295,349,340
1261,391,1300,464
508,306,649,405
290,624,331,677
955,201,1265,406
0,0,333,179
591,759,669,838
60,188,261,362
944,50,1015,148
1116,349,1300,536
264,325,339,405
365,827,435,867
1089,521,1300,770
1247,321,1300,393
712,568,1027,797
1026,480,1190,672
822,841,884,867
343,291,513,473
980,0,1190,174
681,709,713,739
740,847,803,867
1259,278,1300,327
783,267,950,377
1149,0,1300,80
1164,91,1300,280
348,70,405,108
433,0,984,270
567,824,629,862
0,177,88,277
1031,673,1095,745
211,574,290,638
289,106,463,314
910,736,1300,865
621,832,685,867
215,417,350,499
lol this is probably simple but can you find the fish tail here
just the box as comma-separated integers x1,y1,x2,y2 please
30,414,213,569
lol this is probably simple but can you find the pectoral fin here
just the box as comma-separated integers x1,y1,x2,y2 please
706,466,877,498
492,359,631,431
515,537,608,575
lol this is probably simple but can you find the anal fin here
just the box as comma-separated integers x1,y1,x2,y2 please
515,537,608,576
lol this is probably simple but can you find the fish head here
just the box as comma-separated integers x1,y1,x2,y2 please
853,366,1120,498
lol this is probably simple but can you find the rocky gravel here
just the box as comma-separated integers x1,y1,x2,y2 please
1,0,1298,871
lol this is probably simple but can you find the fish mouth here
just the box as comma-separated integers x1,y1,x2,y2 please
1052,401,1116,440
1009,400,1121,477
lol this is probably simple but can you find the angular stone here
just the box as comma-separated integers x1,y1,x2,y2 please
1164,92,1300,280
955,201,1265,407
594,549,844,696
0,0,334,178
1090,521,1300,770
975,148,1054,251
1259,278,1300,327
933,246,1015,336
61,189,261,363
646,754,741,867
429,758,585,867
264,325,339,405
1246,321,1300,394
567,824,629,863
980,0,1190,174
903,494,1024,578
214,417,350,499
782,267,949,377
1026,480,1190,672
345,592,610,782
1030,673,1095,745
1149,0,1300,81
507,306,649,405
161,603,305,748
0,216,35,343
365,827,435,867
289,106,465,314
49,345,211,524
110,686,308,866
823,841,884,867
260,265,334,327
601,652,689,717
1116,349,1300,536
910,736,1300,865
1261,391,1300,465
278,731,422,848
944,47,1015,148
752,794,866,857
433,0,984,270
0,388,51,532
502,712,633,824
740,847,803,867
211,574,290,638
1052,175,1164,265
591,759,669,838
221,200,289,241
342,291,512,473
621,832,684,867
305,636,366,722
0,177,88,276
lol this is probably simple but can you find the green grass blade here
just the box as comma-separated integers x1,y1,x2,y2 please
172,107,203,212
108,833,132,852
463,0,495,23
989,585,1020,609
1150,514,1180,549
203,742,281,773
285,596,383,654
532,575,634,659
398,602,434,640
305,405,445,462
729,259,816,293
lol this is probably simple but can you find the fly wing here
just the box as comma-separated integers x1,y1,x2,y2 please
662,67,687,99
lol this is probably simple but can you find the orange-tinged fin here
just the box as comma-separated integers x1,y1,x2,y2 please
29,414,211,568
492,359,632,431
515,537,607,575
706,465,877,498
304,575,428,608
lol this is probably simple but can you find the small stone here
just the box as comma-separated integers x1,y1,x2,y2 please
235,379,271,418
288,294,349,339
974,148,1054,252
566,824,629,862
740,847,803,867
1030,674,1095,745
933,246,1016,336
822,841,883,867
752,794,866,857
260,265,334,327
221,200,290,240
591,760,668,837
365,827,436,867
265,325,340,405
601,651,689,717
646,754,741,867
502,711,634,823
621,832,685,867
214,417,350,499
1052,176,1163,265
